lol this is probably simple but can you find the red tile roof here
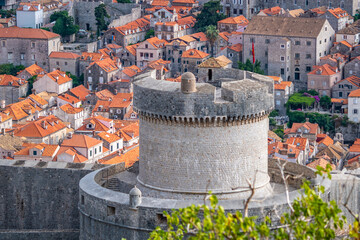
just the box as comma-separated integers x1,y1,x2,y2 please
77,116,113,132
45,70,72,85
308,64,338,75
228,43,243,52
54,146,88,163
60,104,83,114
218,15,249,25
307,158,335,170
117,121,139,142
349,88,360,97
69,85,90,101
0,26,59,39
113,17,150,36
49,51,80,59
182,49,209,59
95,89,114,101
15,143,59,157
62,134,102,148
98,146,139,167
328,8,349,19
89,58,119,73
20,64,46,77
0,75,27,86
259,6,283,16
97,131,121,143
288,121,319,135
58,93,81,104
109,93,133,108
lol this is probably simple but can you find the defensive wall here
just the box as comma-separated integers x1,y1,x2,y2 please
0,159,104,240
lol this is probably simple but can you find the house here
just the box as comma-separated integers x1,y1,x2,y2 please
54,146,88,163
348,88,360,122
344,56,360,79
217,15,249,33
84,58,120,91
306,156,336,170
92,100,111,119
319,8,353,32
272,76,294,115
0,112,12,133
143,59,170,80
243,16,335,90
16,2,44,29
316,134,334,150
258,6,285,16
197,56,232,82
148,7,178,28
280,8,304,18
0,27,60,69
79,52,111,77
116,121,139,147
61,134,108,163
181,49,209,75
0,17,15,28
57,93,81,108
103,17,150,47
75,115,115,136
17,64,46,81
136,37,167,68
56,104,85,130
285,137,310,165
108,93,133,120
307,64,341,97
48,52,80,76
155,16,196,41
217,43,242,68
13,115,69,144
285,120,320,142
97,131,123,154
315,141,347,167
98,146,139,167
336,25,360,47
0,75,28,105
33,70,72,94
220,0,261,18
0,134,24,159
349,138,360,157
120,43,139,67
68,84,91,102
268,142,303,164
14,143,59,161
319,53,347,74
332,75,360,99
2,97,47,123
330,40,353,55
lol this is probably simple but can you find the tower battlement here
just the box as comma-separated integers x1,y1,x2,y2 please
133,69,274,124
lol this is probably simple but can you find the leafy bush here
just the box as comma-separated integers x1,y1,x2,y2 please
286,93,315,109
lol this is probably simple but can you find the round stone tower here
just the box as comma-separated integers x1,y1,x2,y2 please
133,71,275,199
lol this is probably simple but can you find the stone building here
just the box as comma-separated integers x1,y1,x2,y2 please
49,52,80,76
0,27,60,69
56,103,85,130
33,70,73,94
16,2,44,29
330,40,353,55
344,56,360,79
136,37,167,68
217,15,249,33
243,16,335,90
155,16,196,40
17,64,46,81
220,0,261,19
285,120,320,142
217,43,243,68
272,76,294,115
336,25,360,47
197,56,232,82
262,0,360,16
180,49,209,75
0,0,15,10
120,44,138,67
79,52,111,77
84,58,120,91
348,89,360,123
319,8,353,32
307,64,341,97
0,75,28,105
332,75,360,98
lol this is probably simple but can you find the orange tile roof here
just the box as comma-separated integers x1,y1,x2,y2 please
69,85,90,101
13,115,67,138
45,70,72,85
80,52,110,61
3,98,42,121
77,116,113,132
349,88,360,97
0,26,59,39
49,51,80,59
310,7,326,15
95,89,114,101
274,81,293,90
166,76,181,82
331,98,348,104
113,17,150,36
20,64,46,77
286,137,308,151
27,94,48,106
109,93,133,108
307,158,336,170
289,121,319,135
53,146,88,163
218,15,249,25
190,32,208,41
122,65,141,78
172,0,195,3
97,131,121,143
117,121,139,142
0,75,27,86
62,134,102,148
89,58,119,73
114,119,138,130
93,100,111,113
268,76,281,82
60,104,83,114
99,146,139,167
219,31,231,41
107,43,122,49
349,140,360,153
347,154,360,165
337,40,353,48
182,49,209,59
228,43,242,52
335,75,360,89
328,8,349,19
259,6,282,16
316,134,334,147
308,64,338,75
151,0,169,6
147,59,170,70
17,2,42,11
15,143,59,157
58,93,81,104
145,36,168,49
125,43,139,56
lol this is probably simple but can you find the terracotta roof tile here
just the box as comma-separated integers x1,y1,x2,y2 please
113,17,150,36
259,6,283,16
0,26,59,39
60,104,83,114
44,70,72,85
89,58,119,73
15,143,59,157
289,121,319,135
328,8,349,19
3,98,42,121
349,88,360,97
49,51,80,59
109,93,133,108
98,146,139,167
19,64,46,77
218,15,249,25
27,94,48,106
307,158,336,170
61,134,102,148
331,98,348,104
80,52,110,61
117,121,139,142
58,93,81,105
125,43,139,56
53,146,88,163
0,75,27,86
95,89,114,101
77,116,113,132
228,43,243,52
97,131,121,143
69,85,90,101
182,49,209,59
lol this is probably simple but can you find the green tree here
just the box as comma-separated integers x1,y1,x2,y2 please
67,72,84,87
95,4,110,36
145,29,155,40
150,166,353,239
320,95,332,110
287,111,306,127
194,0,226,32
51,11,79,37
286,93,315,110
117,0,131,2
269,118,276,126
238,59,265,75
205,25,219,57
273,128,284,139
269,110,279,118
26,75,37,96
0,63,25,75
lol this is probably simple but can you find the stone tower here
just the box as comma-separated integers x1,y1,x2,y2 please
133,69,274,199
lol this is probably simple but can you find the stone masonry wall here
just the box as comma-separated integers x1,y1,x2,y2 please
0,160,102,240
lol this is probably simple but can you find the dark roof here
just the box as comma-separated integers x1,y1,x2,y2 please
243,16,328,38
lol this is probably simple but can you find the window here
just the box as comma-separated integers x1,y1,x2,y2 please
306,41,311,46
306,54,311,59
265,51,268,56
354,109,358,114
306,66,312,72
1,41,5,47
265,39,270,44
145,44,148,48
311,80,315,86
276,100,281,106
140,52,143,57
280,44,285,49
322,81,327,87
31,54,35,60
350,70,353,75
276,92,281,96
319,40,322,44
150,53,153,58
56,61,59,66
354,98,358,104
65,62,68,66
99,146,102,152
95,148,97,155
281,68,285,74
295,41,300,45
280,56,285,62
111,145,113,151
89,150,92,157
31,42,35,48
250,38,255,43
295,53,300,60
117,143,119,149
7,52,12,60
33,150,37,156
20,53,25,60
339,92,343,97
233,9,237,14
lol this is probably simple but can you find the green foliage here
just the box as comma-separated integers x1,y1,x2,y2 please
26,75,37,96
205,25,219,56
40,27,51,32
269,110,279,118
51,11,79,37
287,111,306,127
194,1,226,32
287,111,335,133
320,95,332,110
95,4,110,36
273,128,284,139
145,29,155,40
150,166,349,240
0,63,25,75
67,72,84,87
238,59,265,75
0,9,15,18
269,118,276,126
354,10,360,21
341,115,349,127
117,0,132,2
299,89,319,96
286,93,315,109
